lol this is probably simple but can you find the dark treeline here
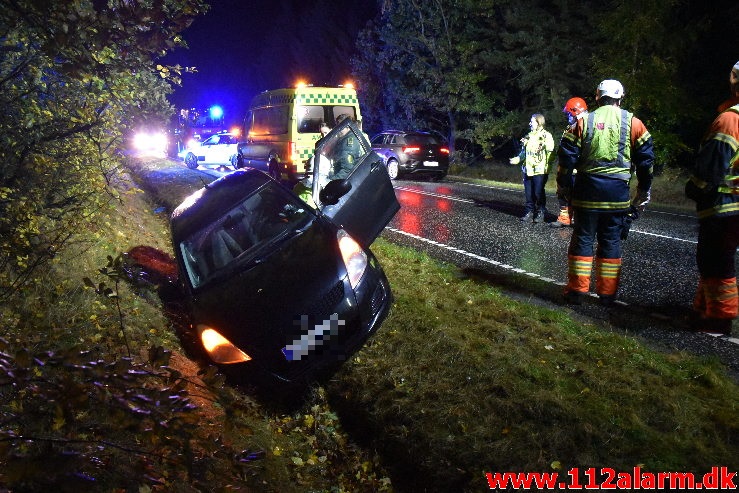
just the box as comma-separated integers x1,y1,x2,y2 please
352,0,739,169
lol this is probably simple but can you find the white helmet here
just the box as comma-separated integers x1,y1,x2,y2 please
596,79,624,100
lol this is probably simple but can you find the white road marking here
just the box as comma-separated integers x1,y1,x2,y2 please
384,227,738,346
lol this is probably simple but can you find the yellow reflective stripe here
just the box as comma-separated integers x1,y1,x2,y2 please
582,167,631,179
562,132,578,144
568,259,592,276
707,131,739,150
689,175,709,190
721,174,739,192
572,199,630,209
697,201,739,219
635,131,651,148
597,263,621,279
710,284,738,302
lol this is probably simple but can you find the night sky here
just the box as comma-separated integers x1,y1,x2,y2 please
161,0,378,127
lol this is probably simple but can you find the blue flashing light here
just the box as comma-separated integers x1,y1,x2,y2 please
209,105,223,119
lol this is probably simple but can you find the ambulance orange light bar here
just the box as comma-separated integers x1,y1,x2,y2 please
296,80,308,88
230,127,241,137
341,81,354,89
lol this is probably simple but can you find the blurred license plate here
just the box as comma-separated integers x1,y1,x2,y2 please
424,161,438,167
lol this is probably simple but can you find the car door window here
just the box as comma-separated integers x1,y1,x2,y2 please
311,120,369,204
311,120,400,247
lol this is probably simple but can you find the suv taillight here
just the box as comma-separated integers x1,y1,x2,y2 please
402,146,421,153
440,147,450,154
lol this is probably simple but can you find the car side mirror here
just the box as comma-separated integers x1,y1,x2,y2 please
319,179,352,206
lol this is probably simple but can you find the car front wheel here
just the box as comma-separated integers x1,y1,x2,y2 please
184,153,198,169
386,159,399,180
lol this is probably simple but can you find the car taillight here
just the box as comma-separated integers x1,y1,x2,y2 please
402,146,421,153
440,147,450,154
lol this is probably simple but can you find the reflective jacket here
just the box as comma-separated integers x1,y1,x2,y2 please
519,128,554,176
559,104,654,211
556,115,587,184
686,98,739,219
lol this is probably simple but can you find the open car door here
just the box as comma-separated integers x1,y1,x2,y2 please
312,119,400,247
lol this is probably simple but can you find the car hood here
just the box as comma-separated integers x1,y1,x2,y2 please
189,217,353,369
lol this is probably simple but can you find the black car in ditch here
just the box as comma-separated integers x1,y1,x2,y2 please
169,119,400,383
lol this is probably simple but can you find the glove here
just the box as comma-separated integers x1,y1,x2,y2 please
631,189,651,212
509,156,521,165
621,206,640,240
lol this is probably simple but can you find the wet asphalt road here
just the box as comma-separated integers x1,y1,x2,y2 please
381,177,739,377
142,160,739,377
388,178,699,307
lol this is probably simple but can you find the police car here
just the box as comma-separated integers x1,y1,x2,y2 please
179,131,240,170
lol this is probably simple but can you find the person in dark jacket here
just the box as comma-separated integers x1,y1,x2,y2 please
550,97,588,228
685,61,739,335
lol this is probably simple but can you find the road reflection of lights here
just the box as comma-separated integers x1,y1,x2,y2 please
396,189,422,207
394,188,450,241
397,208,421,236
437,198,451,212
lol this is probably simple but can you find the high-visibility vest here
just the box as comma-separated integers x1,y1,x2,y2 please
521,128,554,176
579,106,634,181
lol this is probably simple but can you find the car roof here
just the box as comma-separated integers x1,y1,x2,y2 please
170,169,272,242
378,129,434,136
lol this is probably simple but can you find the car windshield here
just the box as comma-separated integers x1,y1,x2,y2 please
179,181,314,289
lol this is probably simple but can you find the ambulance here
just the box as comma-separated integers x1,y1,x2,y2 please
237,83,362,183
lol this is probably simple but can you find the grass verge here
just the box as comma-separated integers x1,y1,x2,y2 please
327,239,738,492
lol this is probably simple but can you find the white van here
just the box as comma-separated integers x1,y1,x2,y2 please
237,85,362,183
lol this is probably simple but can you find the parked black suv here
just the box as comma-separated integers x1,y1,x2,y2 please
370,130,449,181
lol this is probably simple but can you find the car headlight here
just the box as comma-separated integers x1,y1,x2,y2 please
133,131,167,154
337,229,367,289
198,325,252,364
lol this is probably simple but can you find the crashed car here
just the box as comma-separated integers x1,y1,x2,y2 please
170,119,400,382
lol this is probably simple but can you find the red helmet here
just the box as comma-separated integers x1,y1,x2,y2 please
563,97,588,118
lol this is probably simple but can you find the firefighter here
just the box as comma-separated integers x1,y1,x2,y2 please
685,60,739,335
550,97,588,228
509,113,555,223
558,79,654,305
